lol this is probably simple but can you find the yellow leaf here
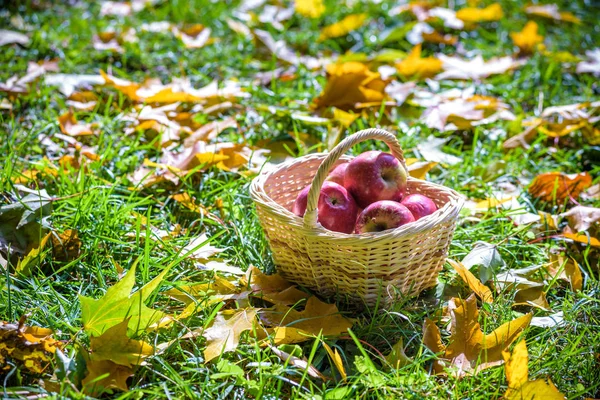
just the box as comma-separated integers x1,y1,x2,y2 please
16,232,51,276
510,21,543,53
51,229,82,261
322,341,347,380
528,172,592,204
456,3,503,23
560,233,600,247
296,0,325,18
547,254,583,291
384,338,412,369
313,62,388,110
502,340,566,400
525,4,580,24
318,14,367,41
422,318,446,374
100,70,140,101
405,158,438,180
89,319,154,367
82,359,133,395
203,308,257,362
396,44,442,79
165,275,239,306
259,297,353,344
0,321,61,374
332,107,358,128
58,111,96,137
448,259,494,303
513,287,551,310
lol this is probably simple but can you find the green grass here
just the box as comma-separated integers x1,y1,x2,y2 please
1,0,600,398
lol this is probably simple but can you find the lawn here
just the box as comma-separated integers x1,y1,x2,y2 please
1,0,599,399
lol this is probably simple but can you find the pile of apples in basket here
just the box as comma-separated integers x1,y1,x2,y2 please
293,150,437,234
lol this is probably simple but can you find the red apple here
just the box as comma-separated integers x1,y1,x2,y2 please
292,181,358,234
355,200,415,233
401,194,438,220
326,163,349,186
344,151,407,208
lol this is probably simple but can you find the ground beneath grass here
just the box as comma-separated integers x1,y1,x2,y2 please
1,0,599,399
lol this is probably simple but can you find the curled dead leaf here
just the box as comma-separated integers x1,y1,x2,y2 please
528,172,592,204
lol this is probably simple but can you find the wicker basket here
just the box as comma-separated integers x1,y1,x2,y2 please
250,129,464,307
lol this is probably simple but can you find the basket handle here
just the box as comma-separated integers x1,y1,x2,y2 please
303,128,407,229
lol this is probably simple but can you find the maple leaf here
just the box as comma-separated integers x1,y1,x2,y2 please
448,259,494,303
0,319,61,374
79,263,171,336
525,4,580,24
314,62,388,110
81,358,133,395
510,21,543,54
546,254,583,292
422,294,531,377
318,14,367,41
561,206,600,232
15,232,51,276
456,3,503,23
461,241,506,283
295,0,325,18
494,265,551,310
436,54,525,80
202,308,258,362
396,44,442,79
576,49,600,77
384,338,412,369
89,319,154,367
58,111,96,137
243,266,310,306
528,171,592,204
0,29,30,47
166,274,240,306
502,340,565,400
258,297,354,344
416,136,462,166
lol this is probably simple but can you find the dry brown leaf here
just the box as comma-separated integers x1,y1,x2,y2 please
173,24,213,49
243,266,310,306
269,345,327,380
82,358,133,395
436,54,525,80
510,21,543,54
183,118,237,147
313,62,388,110
512,287,551,310
93,31,124,53
422,294,531,377
51,229,81,261
528,172,592,204
253,29,325,69
295,0,325,18
384,338,412,369
0,30,30,47
318,14,367,41
258,297,353,345
502,340,565,400
546,254,583,291
396,44,442,79
576,49,600,77
58,111,96,137
456,3,503,23
448,259,494,303
0,319,61,374
203,308,258,362
0,61,56,94
525,4,580,24
561,206,600,232
581,184,600,201
422,318,446,374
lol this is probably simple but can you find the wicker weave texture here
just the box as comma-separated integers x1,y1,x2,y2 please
250,129,464,307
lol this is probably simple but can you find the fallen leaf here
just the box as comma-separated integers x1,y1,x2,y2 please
181,233,224,260
0,30,30,47
45,73,105,97
58,111,96,137
546,254,583,291
528,172,592,204
422,294,531,376
203,308,258,362
530,311,565,328
461,241,506,283
576,49,600,77
100,0,158,16
93,31,125,53
82,358,132,395
80,263,170,336
51,229,82,261
313,62,388,110
253,29,323,69
396,44,442,79
89,319,154,367
560,233,600,247
385,81,416,106
166,275,240,306
295,0,325,18
510,21,543,54
318,14,367,41
15,232,51,276
244,266,310,306
173,24,213,49
502,340,565,400
258,297,353,344
448,259,494,303
436,54,525,80
561,206,600,232
456,3,503,23
581,184,600,201
0,320,61,374
405,158,437,180
183,117,237,147
384,338,412,369
512,287,551,310
525,4,580,24
269,345,327,380
417,136,462,166
322,341,347,379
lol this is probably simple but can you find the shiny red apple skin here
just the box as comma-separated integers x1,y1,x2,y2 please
292,181,358,234
401,194,438,220
326,163,349,186
355,200,415,234
344,151,407,208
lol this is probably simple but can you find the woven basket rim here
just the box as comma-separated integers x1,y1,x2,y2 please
251,151,465,242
